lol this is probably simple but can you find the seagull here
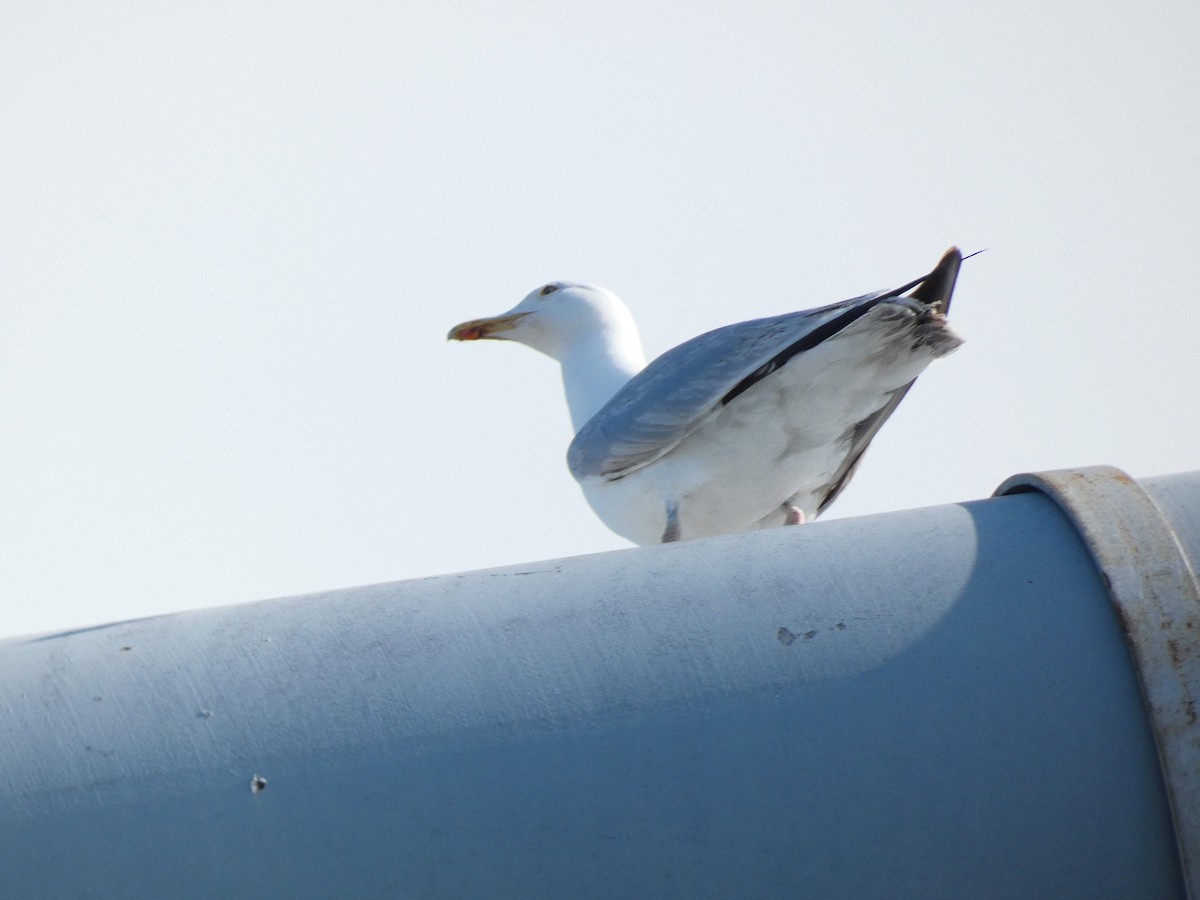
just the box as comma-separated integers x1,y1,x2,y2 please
448,248,964,545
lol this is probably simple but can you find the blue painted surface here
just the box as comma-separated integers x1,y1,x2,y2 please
0,479,1187,898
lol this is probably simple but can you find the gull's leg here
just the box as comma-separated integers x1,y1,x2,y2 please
661,499,681,543
783,503,806,526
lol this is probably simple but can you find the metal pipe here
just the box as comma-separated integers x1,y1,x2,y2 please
0,467,1193,898
997,467,1200,895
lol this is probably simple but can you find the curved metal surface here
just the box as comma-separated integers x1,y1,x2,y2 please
997,466,1200,897
0,471,1190,898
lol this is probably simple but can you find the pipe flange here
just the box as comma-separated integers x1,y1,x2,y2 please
997,466,1200,897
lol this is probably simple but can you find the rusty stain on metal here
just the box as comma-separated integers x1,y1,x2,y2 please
997,466,1200,897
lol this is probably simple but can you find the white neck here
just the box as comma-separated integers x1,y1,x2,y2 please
559,332,646,432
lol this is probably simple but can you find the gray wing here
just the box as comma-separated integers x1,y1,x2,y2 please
567,291,890,482
567,246,963,485
814,380,914,514
812,245,963,509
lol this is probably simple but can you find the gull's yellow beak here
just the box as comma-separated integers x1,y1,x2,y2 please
446,311,531,342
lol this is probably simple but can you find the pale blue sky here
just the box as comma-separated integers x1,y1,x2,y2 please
1,1,1197,637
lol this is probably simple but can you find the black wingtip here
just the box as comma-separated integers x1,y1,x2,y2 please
909,246,962,313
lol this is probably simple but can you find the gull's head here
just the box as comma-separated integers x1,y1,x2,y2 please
447,281,637,361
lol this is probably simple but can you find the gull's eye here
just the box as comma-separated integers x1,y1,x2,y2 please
539,283,559,297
